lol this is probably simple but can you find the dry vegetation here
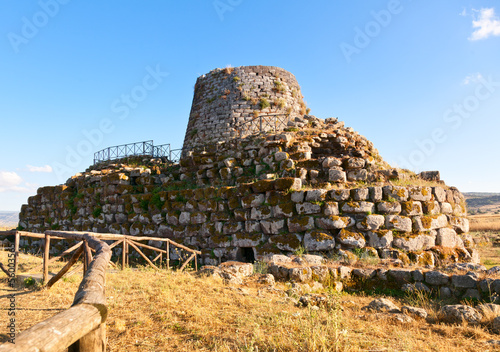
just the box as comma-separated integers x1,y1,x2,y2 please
2,251,500,351
470,214,500,232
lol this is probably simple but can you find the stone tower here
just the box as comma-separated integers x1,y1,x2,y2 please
182,66,307,151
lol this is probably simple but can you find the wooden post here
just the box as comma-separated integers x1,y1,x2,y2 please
43,233,51,284
121,239,126,269
69,323,106,352
195,254,198,271
166,240,170,270
14,231,19,276
83,241,92,275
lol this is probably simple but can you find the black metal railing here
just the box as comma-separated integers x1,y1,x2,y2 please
235,113,290,138
93,140,181,165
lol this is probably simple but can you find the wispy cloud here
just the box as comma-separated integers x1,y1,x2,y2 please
462,73,484,85
469,8,500,41
459,8,467,17
26,164,53,173
0,171,26,193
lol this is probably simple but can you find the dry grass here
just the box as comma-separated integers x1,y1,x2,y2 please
469,215,500,232
2,250,500,351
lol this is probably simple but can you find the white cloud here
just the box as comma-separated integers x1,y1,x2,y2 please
459,8,467,17
462,73,484,85
469,8,500,41
26,164,53,173
0,171,24,193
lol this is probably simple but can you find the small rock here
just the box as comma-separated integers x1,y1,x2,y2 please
363,298,400,313
391,313,414,323
258,274,275,286
402,306,428,319
492,316,500,333
440,305,483,324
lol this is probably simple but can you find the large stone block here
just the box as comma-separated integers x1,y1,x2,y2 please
304,230,336,251
287,217,315,232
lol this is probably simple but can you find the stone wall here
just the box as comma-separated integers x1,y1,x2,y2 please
19,123,474,267
183,66,306,151
17,65,476,268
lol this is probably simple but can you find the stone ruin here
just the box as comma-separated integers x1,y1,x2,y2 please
18,65,475,268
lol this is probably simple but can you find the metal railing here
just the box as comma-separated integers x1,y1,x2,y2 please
235,113,290,139
93,140,177,165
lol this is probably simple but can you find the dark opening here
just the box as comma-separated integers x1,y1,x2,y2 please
238,247,255,263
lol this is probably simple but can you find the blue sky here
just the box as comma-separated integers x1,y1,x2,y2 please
0,0,499,211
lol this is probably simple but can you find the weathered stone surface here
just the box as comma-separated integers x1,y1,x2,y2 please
352,188,369,201
356,214,385,231
352,268,376,280
402,282,430,293
268,264,290,280
338,229,366,248
387,269,412,284
287,217,315,232
232,232,265,247
304,230,336,251
250,206,272,220
316,216,353,230
402,306,428,319
289,267,312,282
328,169,346,182
296,202,321,215
408,187,432,202
274,178,302,191
449,216,470,234
425,271,449,286
260,219,285,235
269,233,302,251
341,201,375,214
436,228,462,248
330,189,350,201
477,303,500,317
392,234,435,251
400,201,423,216
241,194,265,209
273,203,294,218
291,191,305,203
346,157,366,169
302,254,325,265
322,157,342,168
323,201,339,216
363,298,400,313
366,230,393,249
347,169,368,181
310,265,329,281
305,189,327,202
383,186,409,202
338,265,352,279
451,274,477,289
385,215,412,232
440,305,482,324
376,201,401,215
412,214,448,232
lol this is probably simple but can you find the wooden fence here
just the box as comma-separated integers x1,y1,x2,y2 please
0,230,201,351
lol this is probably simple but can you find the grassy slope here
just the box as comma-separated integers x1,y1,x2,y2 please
1,251,500,351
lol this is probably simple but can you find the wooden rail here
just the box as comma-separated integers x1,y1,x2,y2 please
0,233,110,352
0,230,201,351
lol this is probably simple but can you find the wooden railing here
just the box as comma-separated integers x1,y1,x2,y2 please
0,230,201,351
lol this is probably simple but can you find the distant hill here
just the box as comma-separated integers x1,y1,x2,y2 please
463,193,500,215
0,211,18,229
